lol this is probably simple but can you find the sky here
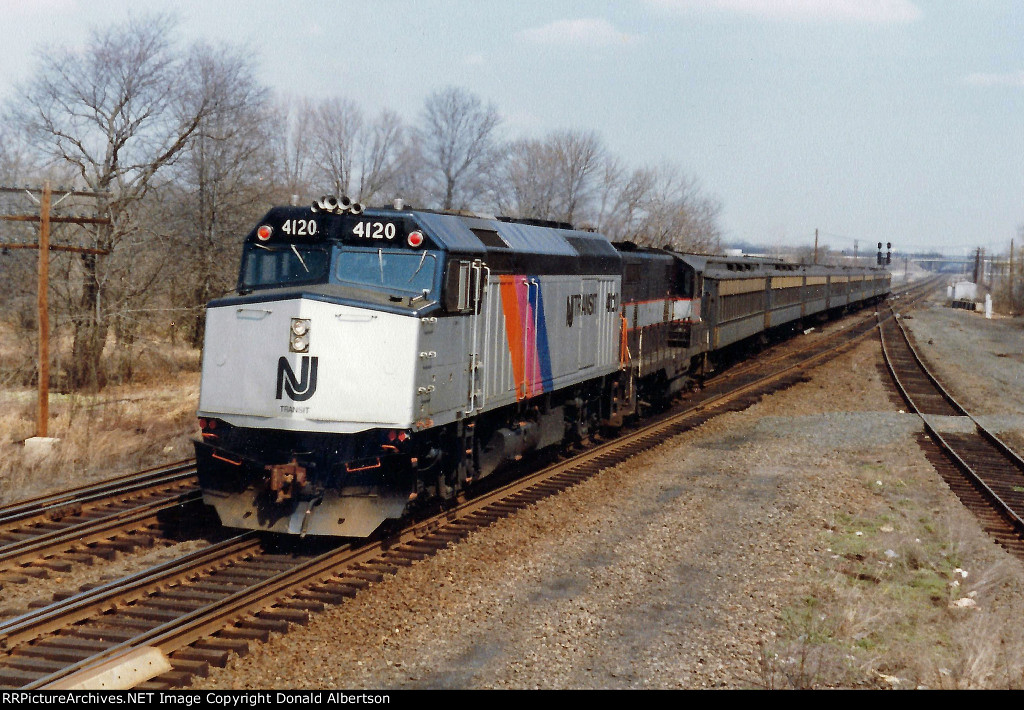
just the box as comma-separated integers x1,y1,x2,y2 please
0,0,1021,257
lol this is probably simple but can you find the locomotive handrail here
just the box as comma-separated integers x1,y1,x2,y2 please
528,277,540,396
479,263,491,413
464,260,486,415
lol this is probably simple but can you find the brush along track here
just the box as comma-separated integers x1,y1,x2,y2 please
879,307,1024,558
0,290,922,690
0,461,199,585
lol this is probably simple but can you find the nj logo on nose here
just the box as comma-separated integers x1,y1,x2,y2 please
276,356,319,401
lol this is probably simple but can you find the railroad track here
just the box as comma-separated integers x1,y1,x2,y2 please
879,304,1024,558
0,287,933,691
0,461,200,585
0,459,196,528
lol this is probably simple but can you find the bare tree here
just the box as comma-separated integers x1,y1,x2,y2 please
355,109,407,205
594,162,655,240
550,129,605,224
632,165,721,252
417,87,501,211
165,43,278,346
591,155,626,233
592,162,721,252
309,97,363,199
308,100,407,206
493,137,560,220
493,128,606,225
6,14,215,388
270,95,317,205
0,126,33,185
0,126,39,355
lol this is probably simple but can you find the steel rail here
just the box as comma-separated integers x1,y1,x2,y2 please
0,534,260,652
0,490,201,569
880,311,965,416
0,460,197,528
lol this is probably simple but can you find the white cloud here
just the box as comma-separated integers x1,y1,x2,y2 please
964,71,1024,88
649,0,922,23
518,18,640,47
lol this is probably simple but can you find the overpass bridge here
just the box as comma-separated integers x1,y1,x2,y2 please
907,256,974,274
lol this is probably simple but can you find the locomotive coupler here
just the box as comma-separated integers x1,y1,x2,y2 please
267,458,308,503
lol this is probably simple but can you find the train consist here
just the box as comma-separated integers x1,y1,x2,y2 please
195,198,890,537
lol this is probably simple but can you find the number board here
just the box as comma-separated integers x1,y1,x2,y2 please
251,208,329,243
341,218,410,245
251,209,424,248
279,217,321,238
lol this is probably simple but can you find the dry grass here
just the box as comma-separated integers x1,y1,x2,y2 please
759,455,1024,689
0,318,202,390
0,317,203,502
0,372,200,504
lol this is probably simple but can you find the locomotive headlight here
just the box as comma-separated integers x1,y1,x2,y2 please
289,318,311,352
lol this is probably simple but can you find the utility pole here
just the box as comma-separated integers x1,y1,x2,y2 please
813,228,819,265
1011,238,1015,313
0,182,110,442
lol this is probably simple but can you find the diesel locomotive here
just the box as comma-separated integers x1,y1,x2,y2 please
195,197,890,537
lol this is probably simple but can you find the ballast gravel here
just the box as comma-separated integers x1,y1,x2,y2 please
194,295,1024,689
900,300,1024,416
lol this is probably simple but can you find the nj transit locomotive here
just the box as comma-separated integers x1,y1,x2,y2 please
195,197,890,537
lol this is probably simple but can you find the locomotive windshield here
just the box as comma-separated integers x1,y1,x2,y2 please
238,242,439,302
334,249,438,296
240,244,330,289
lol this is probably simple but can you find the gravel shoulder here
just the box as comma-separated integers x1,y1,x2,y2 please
194,302,1024,690
900,294,1024,417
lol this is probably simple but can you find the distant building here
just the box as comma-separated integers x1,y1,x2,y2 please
948,281,977,301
